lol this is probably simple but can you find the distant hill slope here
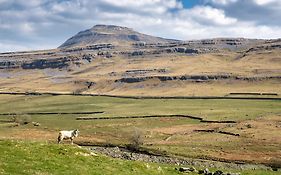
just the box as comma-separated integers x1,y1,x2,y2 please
59,24,178,48
0,24,280,97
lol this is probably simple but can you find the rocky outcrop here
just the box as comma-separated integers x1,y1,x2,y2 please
61,44,114,53
133,38,265,51
0,61,20,69
188,38,264,49
115,75,281,83
115,75,231,83
236,41,281,59
165,47,199,54
116,47,200,57
177,167,240,175
0,53,96,70
245,44,281,54
123,69,167,76
21,58,69,69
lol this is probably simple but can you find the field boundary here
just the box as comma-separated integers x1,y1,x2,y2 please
0,91,281,100
76,114,237,123
0,111,104,116
194,129,240,136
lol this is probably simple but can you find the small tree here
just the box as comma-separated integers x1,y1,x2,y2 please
128,128,143,151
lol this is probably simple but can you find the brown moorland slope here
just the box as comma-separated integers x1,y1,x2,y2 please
0,25,280,97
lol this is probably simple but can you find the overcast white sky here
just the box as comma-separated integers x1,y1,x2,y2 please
0,0,280,52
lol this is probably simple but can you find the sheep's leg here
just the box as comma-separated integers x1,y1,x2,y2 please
70,138,73,145
58,136,62,144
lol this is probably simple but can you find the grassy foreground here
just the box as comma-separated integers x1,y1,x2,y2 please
0,140,179,175
0,140,280,175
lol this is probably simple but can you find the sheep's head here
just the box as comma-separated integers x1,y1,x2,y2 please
74,129,79,137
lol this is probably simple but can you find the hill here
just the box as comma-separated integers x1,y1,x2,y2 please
0,24,280,97
59,25,177,48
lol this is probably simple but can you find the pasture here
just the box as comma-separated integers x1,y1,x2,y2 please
0,140,179,175
0,94,280,174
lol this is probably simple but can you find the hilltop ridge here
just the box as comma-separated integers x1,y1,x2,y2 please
59,24,177,48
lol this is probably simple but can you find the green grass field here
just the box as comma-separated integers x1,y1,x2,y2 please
0,94,280,174
0,140,180,175
0,94,280,120
0,140,279,175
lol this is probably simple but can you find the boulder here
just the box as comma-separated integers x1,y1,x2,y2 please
175,47,186,53
214,170,223,175
178,166,197,172
32,122,41,127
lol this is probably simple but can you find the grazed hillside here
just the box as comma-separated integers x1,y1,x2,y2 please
0,25,280,96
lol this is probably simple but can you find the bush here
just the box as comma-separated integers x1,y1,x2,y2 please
268,158,281,171
128,128,143,151
11,115,32,125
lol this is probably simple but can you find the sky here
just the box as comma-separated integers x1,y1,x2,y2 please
0,0,280,52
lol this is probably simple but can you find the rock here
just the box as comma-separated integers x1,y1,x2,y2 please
22,57,69,69
214,170,224,175
105,52,113,58
32,122,41,126
245,124,252,128
0,61,19,69
90,152,98,156
185,48,199,54
131,51,144,56
204,168,211,174
134,42,146,47
178,166,197,172
175,47,186,53
121,152,132,160
178,167,189,172
190,166,197,172
112,146,120,152
75,151,97,157
165,48,175,53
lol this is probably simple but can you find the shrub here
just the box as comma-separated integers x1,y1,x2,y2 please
128,128,143,151
268,158,281,171
11,114,32,125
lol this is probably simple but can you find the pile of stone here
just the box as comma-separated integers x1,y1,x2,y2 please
176,167,240,175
